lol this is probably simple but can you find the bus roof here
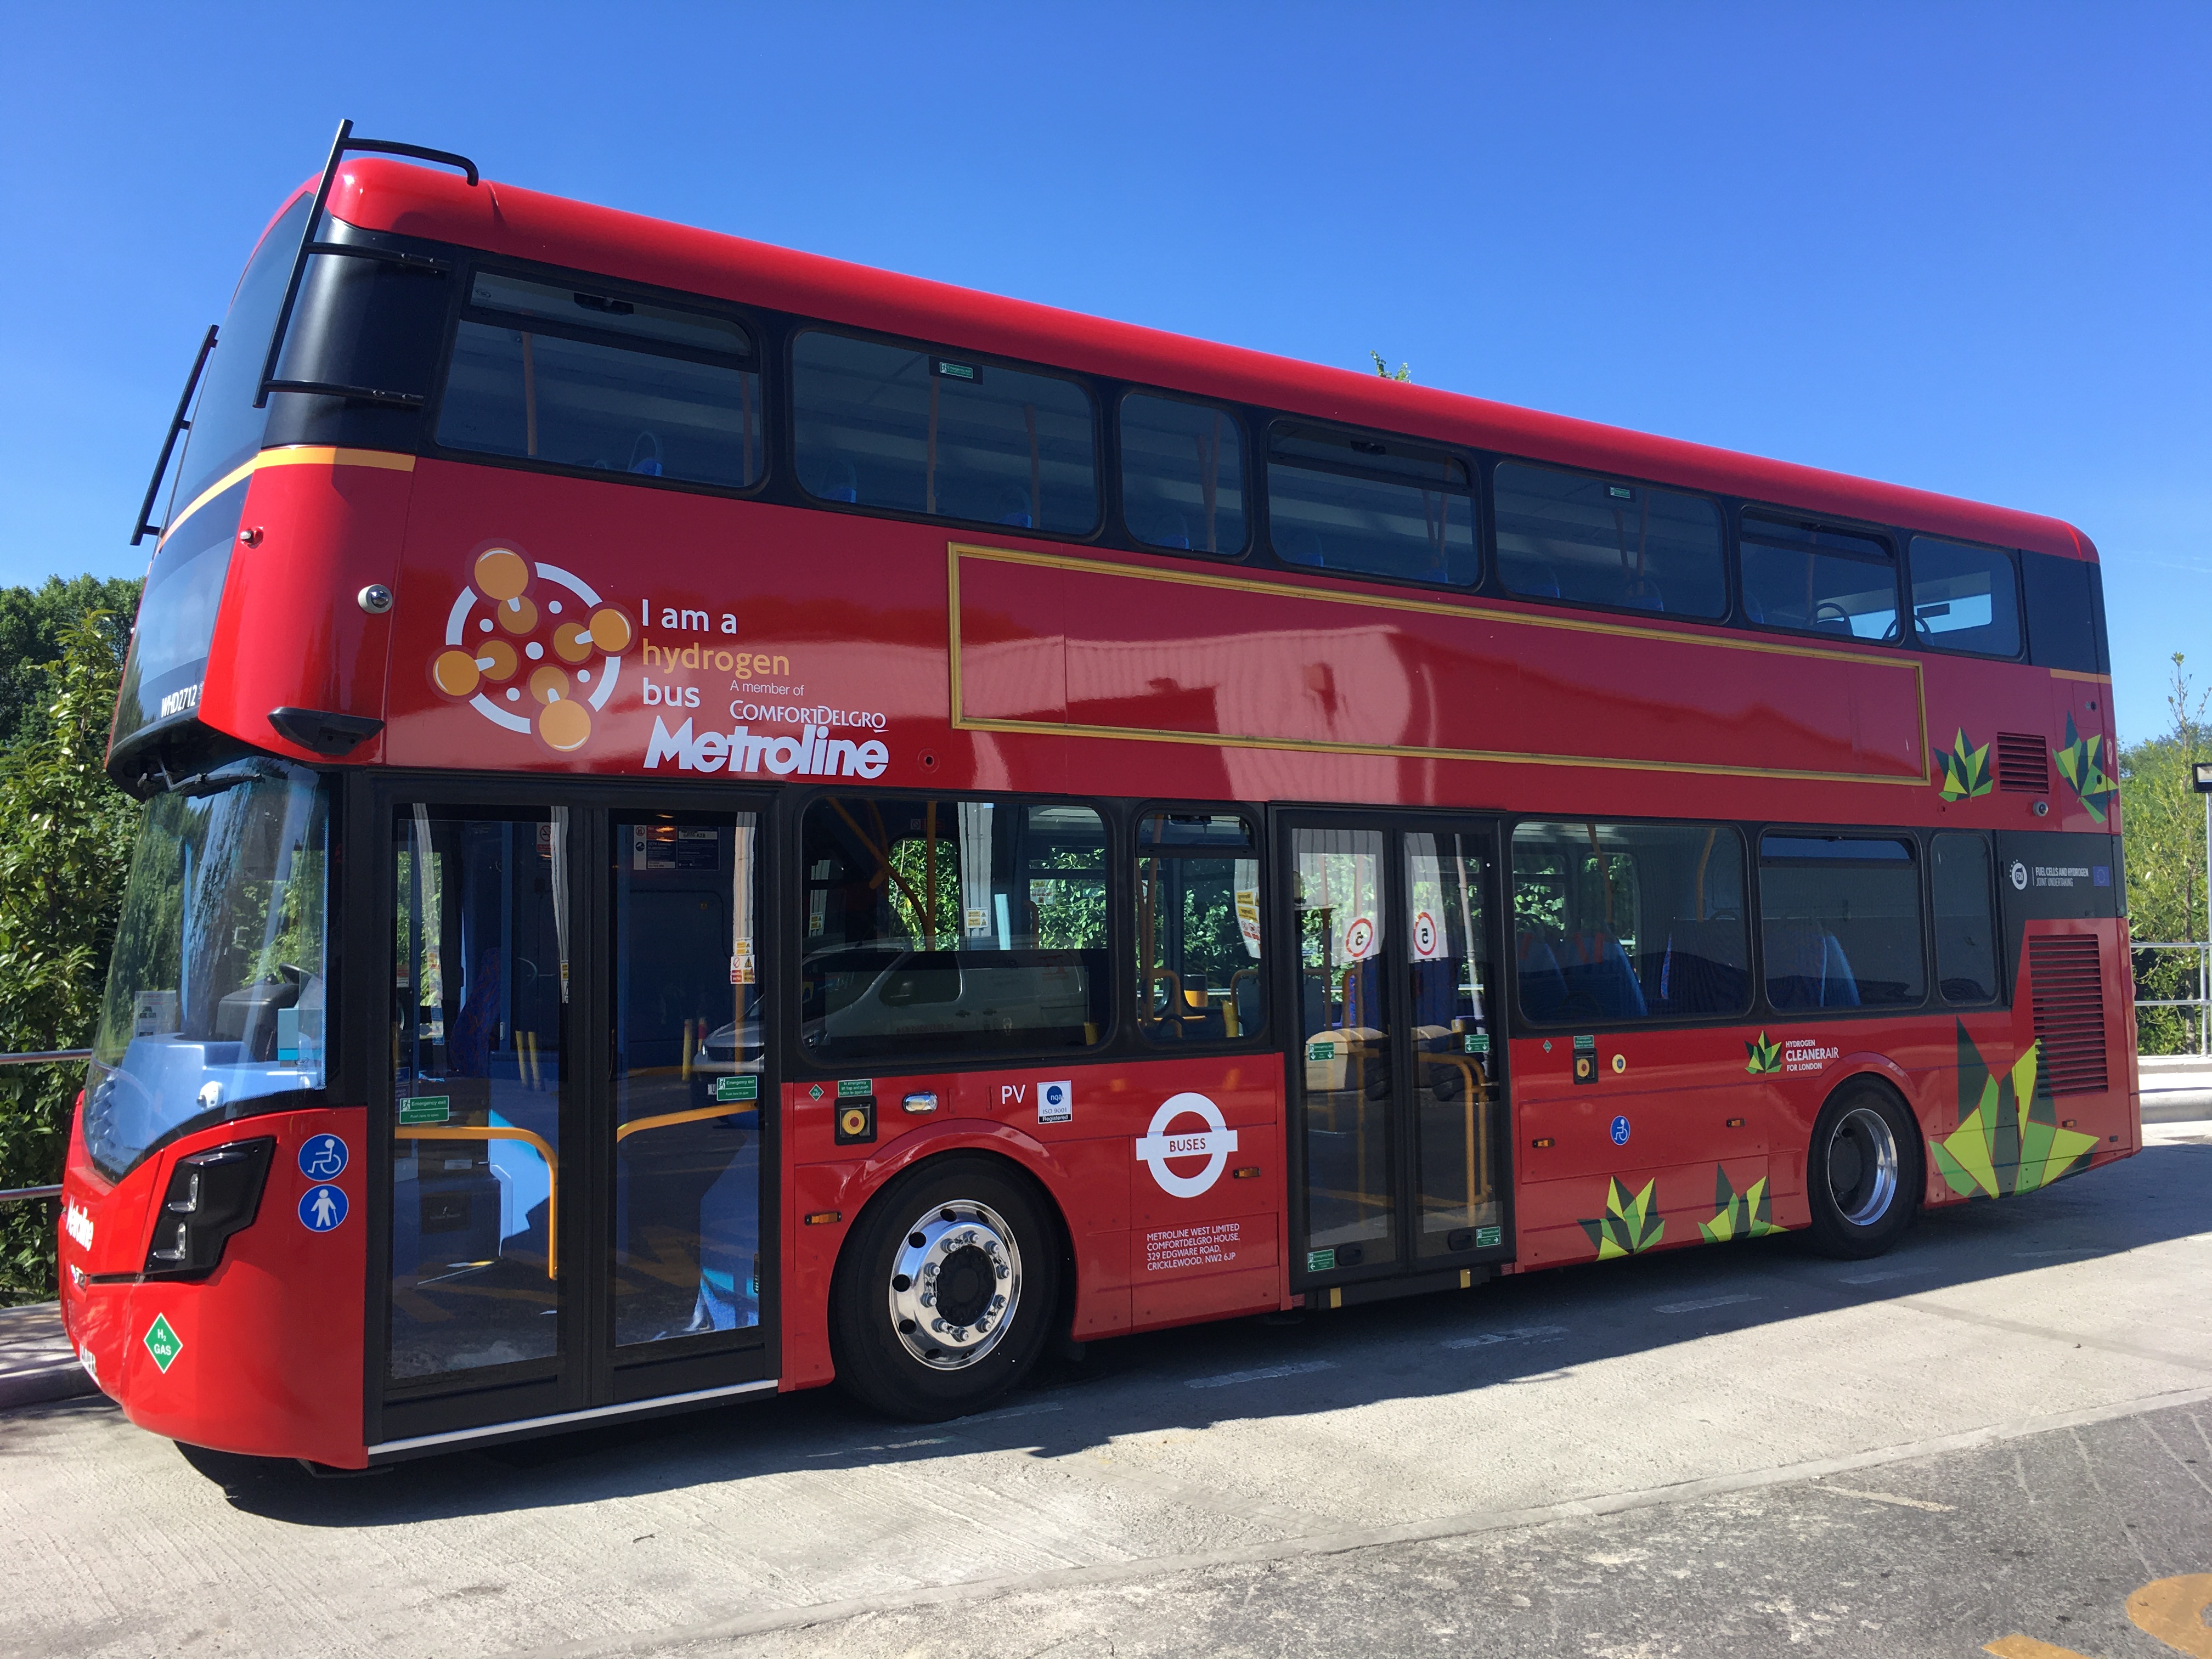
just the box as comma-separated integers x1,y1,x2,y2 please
318,159,2096,563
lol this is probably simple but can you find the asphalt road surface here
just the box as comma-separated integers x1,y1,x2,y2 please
6,1121,2209,1659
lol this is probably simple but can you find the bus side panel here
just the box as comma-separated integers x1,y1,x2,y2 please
776,1056,1286,1387
195,455,413,769
105,1109,368,1467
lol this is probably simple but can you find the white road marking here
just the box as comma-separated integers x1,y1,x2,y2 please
1819,1484,1955,1512
1443,1326,1570,1350
806,1436,952,1459
1186,1360,1336,1390
1841,1265,1936,1285
1653,1293,1759,1314
962,1402,1065,1424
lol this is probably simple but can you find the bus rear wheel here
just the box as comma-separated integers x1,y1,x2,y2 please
1805,1083,1921,1259
830,1155,1060,1421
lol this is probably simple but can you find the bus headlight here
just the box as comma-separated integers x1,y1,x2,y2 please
143,1138,276,1279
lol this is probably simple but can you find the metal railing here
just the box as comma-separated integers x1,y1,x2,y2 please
0,1049,91,1205
2133,942,2211,1056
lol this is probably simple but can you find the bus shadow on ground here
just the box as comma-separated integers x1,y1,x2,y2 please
176,1132,2211,1525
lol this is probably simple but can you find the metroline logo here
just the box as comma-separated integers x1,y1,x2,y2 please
643,717,889,778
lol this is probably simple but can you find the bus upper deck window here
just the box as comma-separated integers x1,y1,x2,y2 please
1267,424,1476,588
436,271,762,490
1739,516,1900,640
1908,537,2022,658
791,330,1099,534
1494,462,1724,618
1120,395,1248,556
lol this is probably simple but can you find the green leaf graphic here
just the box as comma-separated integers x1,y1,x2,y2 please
2053,713,2118,823
1578,1176,1666,1259
1932,1020,2099,1199
1699,1166,1789,1243
1745,1030,1782,1075
1932,728,1994,802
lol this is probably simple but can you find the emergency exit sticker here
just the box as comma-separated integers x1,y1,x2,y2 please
399,1096,451,1126
715,1075,759,1104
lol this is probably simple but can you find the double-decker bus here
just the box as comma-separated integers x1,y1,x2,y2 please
59,123,2136,1469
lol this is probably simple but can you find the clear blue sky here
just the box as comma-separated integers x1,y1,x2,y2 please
2,3,2204,743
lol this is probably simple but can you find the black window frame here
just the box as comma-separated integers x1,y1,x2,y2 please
1502,814,1756,1032
1754,826,1932,1015
788,784,1122,1069
1735,507,1906,647
1487,455,1730,623
422,257,774,503
1928,828,2006,1007
1114,387,1254,560
1904,533,2027,662
1262,416,1481,592
1131,802,1271,1050
786,323,1105,541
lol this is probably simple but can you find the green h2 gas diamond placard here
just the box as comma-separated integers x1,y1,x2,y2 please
142,1313,183,1374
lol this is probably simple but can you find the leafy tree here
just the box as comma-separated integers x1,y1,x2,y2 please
0,575,139,749
0,611,140,1304
1369,351,1412,383
2120,654,2211,1054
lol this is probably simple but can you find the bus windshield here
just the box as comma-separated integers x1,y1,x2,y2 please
83,760,331,1181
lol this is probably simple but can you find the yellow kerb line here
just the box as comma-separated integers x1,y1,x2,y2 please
394,1124,558,1279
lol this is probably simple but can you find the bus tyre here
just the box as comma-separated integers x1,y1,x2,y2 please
1805,1083,1921,1260
831,1156,1060,1422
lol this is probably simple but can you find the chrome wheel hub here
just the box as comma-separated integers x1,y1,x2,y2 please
1828,1105,1900,1227
887,1200,1022,1370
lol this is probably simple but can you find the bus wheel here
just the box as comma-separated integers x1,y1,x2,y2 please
1805,1083,1921,1259
830,1155,1060,1421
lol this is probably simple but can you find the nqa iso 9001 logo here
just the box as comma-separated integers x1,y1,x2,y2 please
428,546,636,754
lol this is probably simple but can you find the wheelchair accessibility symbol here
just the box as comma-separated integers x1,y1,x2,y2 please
1135,1092,1239,1198
298,1134,348,1181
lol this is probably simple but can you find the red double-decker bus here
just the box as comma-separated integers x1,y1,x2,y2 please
60,124,2136,1469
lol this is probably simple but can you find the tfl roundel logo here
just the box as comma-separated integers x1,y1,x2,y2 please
1135,1092,1239,1198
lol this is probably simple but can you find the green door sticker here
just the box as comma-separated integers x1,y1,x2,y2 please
1306,1248,1338,1273
399,1096,451,1125
714,1074,759,1104
143,1314,183,1374
838,1078,874,1099
1475,1224,1503,1249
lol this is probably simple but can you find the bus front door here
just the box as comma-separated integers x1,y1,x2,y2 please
375,793,774,1451
1283,817,1514,1302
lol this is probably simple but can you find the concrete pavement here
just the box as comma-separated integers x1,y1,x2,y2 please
4,1120,2208,1659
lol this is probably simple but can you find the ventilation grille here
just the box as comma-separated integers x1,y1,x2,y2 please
1998,732,2051,794
2028,935,2108,1095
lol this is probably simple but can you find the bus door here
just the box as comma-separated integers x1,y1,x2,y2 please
374,792,774,1448
1281,816,1513,1301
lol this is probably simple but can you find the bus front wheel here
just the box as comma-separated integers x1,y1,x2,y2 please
1805,1083,1921,1259
830,1155,1061,1421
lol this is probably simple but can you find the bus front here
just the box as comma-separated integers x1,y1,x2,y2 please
58,159,428,1464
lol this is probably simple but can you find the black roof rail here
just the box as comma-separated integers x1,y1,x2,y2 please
253,118,479,411
131,323,219,546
